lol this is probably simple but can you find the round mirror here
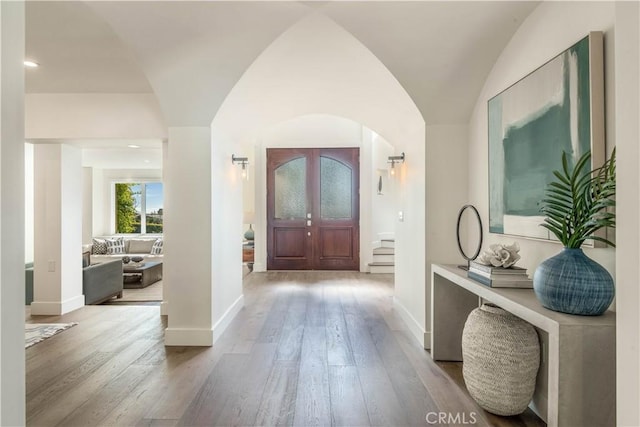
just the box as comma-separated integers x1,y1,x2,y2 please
456,204,483,268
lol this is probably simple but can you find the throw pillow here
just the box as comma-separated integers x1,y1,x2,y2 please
128,239,156,254
92,238,108,255
106,238,125,255
151,239,164,255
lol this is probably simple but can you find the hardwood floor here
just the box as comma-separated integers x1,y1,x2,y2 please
26,272,545,427
120,280,163,302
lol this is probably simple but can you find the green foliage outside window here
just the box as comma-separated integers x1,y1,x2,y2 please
115,183,139,233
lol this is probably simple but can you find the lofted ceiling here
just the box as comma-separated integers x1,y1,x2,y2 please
25,1,152,93
26,1,539,128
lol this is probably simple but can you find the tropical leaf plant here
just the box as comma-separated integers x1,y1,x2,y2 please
540,148,616,248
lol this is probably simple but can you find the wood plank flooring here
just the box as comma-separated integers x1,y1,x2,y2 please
26,271,545,427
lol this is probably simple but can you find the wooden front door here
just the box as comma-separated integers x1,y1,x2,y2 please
267,148,359,270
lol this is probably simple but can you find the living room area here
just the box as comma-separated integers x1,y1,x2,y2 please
24,139,167,308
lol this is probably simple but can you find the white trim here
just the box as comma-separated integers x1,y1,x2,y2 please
371,240,381,249
163,295,244,346
164,327,213,346
30,294,85,315
393,296,428,348
423,331,431,350
253,262,266,273
212,294,245,344
160,301,169,316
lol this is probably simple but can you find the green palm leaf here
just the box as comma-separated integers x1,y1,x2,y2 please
539,148,616,248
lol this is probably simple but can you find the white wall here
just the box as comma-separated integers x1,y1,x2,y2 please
25,143,34,263
25,93,166,140
82,147,162,170
0,1,26,423
211,127,244,342
82,167,93,245
371,132,396,245
614,2,640,424
424,124,469,334
468,2,616,281
164,127,214,346
32,144,84,315
91,167,162,237
213,14,428,346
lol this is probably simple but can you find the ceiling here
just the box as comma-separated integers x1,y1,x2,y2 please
25,0,539,131
25,1,152,94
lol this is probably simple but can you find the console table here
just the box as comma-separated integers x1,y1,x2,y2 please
431,264,615,427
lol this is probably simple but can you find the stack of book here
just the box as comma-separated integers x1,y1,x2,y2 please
468,261,533,288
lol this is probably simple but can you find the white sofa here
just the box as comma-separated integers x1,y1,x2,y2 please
85,235,163,264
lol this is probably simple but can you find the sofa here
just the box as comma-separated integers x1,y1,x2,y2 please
86,235,163,263
25,263,34,305
25,258,123,305
83,258,123,304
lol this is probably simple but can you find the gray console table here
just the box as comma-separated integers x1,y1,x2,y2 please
431,264,615,427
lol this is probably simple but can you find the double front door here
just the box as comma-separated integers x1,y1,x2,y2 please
267,148,359,270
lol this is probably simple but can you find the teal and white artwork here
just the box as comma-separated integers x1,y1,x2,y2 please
488,32,604,241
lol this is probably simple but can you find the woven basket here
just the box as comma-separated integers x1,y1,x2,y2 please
462,303,540,416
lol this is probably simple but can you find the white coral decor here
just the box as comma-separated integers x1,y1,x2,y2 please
476,242,521,268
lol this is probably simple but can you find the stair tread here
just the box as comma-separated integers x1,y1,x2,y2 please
368,262,395,266
373,247,394,255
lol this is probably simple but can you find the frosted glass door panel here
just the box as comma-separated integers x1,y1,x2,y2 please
320,156,352,220
274,157,307,219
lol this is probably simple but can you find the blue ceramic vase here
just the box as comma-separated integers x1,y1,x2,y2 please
533,248,614,316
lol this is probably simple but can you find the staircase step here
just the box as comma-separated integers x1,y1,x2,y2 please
381,239,395,248
373,247,394,255
368,261,394,274
373,254,394,263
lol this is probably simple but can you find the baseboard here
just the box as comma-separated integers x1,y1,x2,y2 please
164,295,244,346
160,301,169,316
393,297,428,348
164,327,214,346
424,331,431,350
30,294,85,315
212,294,245,344
253,262,266,272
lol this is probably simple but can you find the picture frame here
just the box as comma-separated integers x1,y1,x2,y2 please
488,31,605,244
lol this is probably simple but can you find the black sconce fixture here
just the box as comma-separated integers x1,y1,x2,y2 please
388,152,405,177
231,154,249,181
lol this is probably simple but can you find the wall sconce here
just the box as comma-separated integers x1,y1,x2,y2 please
388,152,405,177
231,154,249,181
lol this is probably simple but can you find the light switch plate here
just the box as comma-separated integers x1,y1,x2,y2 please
398,211,404,222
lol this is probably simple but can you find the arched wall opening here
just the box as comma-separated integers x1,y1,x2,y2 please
210,13,428,345
241,114,398,274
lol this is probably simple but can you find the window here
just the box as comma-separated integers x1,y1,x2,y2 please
115,182,163,234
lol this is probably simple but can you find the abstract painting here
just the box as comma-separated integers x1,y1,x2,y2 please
488,32,604,241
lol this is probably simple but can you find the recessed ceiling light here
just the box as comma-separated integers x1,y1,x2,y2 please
24,61,39,68
127,144,141,149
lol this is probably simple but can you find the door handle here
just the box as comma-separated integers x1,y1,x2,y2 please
307,220,312,226
307,213,312,219
307,231,311,237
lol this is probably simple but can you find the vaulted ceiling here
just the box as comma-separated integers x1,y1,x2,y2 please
26,1,539,126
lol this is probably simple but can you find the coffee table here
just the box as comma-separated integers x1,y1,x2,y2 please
123,261,163,288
